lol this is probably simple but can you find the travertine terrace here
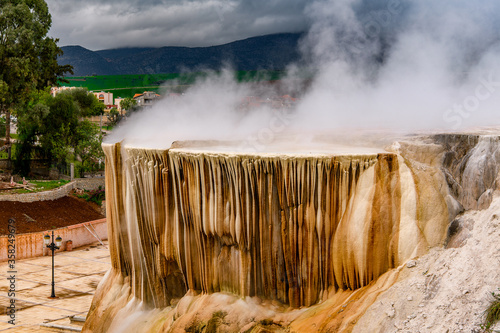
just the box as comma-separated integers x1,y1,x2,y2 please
83,134,500,332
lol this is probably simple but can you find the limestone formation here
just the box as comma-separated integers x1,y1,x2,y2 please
84,134,498,332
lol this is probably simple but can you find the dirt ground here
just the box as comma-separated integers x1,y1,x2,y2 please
0,196,104,235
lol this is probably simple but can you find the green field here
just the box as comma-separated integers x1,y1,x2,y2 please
60,70,288,99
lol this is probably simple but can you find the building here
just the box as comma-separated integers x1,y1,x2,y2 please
114,97,124,112
50,86,77,97
133,91,161,107
92,91,114,106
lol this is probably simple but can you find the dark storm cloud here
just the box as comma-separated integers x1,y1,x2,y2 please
46,0,310,50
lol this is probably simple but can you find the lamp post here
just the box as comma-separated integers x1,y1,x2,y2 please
44,231,62,298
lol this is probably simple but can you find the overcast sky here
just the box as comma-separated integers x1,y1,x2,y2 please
45,0,310,50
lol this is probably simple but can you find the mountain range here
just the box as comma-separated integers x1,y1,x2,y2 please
59,33,304,77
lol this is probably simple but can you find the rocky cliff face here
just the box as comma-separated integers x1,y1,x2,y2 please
83,134,500,332
396,134,500,212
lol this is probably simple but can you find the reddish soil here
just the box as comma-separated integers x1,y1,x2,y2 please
0,196,104,235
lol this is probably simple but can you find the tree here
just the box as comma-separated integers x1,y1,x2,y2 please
106,108,120,126
14,89,51,174
0,0,72,159
14,89,103,175
74,120,104,175
119,97,137,114
70,88,105,118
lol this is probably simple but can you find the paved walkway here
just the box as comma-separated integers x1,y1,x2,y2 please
0,241,110,332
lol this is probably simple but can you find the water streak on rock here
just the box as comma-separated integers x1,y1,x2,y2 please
86,141,451,332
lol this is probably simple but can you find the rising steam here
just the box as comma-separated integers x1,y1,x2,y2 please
107,0,500,149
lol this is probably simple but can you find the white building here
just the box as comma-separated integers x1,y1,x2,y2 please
92,91,114,106
133,91,161,107
50,86,77,97
115,97,124,112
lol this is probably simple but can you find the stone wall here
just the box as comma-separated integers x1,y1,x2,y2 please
75,177,105,191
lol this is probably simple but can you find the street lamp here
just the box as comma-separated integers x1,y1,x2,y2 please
44,231,62,298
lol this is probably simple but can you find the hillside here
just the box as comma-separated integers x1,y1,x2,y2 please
59,33,304,77
60,45,119,76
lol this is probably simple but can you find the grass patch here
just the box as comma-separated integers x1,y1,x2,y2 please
483,289,500,332
29,180,70,190
2,179,70,195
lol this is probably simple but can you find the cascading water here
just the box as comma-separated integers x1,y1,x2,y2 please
84,137,459,332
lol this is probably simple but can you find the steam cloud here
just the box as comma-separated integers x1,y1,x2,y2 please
108,0,500,149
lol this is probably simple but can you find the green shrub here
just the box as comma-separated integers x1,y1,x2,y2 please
483,289,500,332
75,187,105,206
